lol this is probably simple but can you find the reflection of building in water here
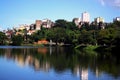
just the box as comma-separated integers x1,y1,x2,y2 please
15,55,25,67
73,65,81,77
81,68,88,80
32,59,50,72
42,61,50,72
96,67,99,77
3,48,51,72
95,67,102,78
4,49,12,59
34,58,40,71
37,48,48,55
49,46,52,55
25,55,34,66
73,65,88,80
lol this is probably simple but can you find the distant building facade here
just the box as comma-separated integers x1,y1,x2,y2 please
73,18,82,28
73,18,81,26
35,20,42,30
94,17,105,29
81,12,90,23
42,19,53,28
113,17,120,22
94,17,104,23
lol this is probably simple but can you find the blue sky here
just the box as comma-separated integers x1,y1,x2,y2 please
0,0,120,30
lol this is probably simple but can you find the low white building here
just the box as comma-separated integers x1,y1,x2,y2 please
94,17,104,23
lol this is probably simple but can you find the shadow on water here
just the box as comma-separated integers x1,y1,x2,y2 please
0,46,120,79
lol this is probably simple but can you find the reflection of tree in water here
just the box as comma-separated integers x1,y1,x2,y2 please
95,55,120,78
0,47,120,79
0,48,50,72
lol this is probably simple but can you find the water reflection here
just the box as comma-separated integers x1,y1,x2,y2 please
0,46,120,80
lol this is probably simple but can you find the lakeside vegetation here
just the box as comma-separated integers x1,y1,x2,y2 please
0,19,120,52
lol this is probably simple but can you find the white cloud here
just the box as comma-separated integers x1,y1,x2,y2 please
114,0,120,7
100,0,105,6
99,0,120,8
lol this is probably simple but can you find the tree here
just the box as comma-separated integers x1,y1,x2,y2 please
66,22,78,30
54,19,78,30
53,27,66,45
30,29,47,42
0,32,7,45
80,22,90,31
54,19,68,28
113,21,120,27
79,30,95,45
46,27,66,45
12,35,23,45
97,28,117,46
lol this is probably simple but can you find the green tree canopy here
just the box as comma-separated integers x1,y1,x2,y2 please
0,32,7,45
12,35,23,45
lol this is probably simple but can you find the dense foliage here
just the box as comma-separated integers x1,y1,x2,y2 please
0,19,120,46
11,35,23,45
30,20,120,47
0,32,7,45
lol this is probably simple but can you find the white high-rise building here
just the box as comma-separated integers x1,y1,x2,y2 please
81,12,90,23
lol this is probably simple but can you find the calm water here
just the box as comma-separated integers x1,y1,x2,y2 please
0,46,120,80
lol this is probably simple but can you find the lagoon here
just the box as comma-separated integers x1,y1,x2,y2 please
0,46,120,80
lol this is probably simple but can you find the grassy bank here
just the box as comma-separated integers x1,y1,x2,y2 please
75,45,99,55
75,44,120,54
75,45,99,50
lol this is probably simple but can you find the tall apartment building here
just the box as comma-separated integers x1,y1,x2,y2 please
35,20,42,30
81,12,90,23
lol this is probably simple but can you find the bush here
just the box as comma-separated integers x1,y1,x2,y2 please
12,35,23,46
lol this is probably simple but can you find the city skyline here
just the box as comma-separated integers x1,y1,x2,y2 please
0,0,120,30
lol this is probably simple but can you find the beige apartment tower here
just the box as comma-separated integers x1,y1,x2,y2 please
35,20,42,30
